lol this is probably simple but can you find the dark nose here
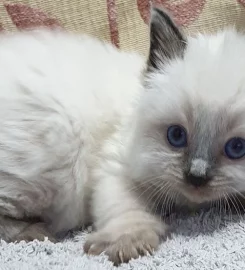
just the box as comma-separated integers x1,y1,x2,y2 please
185,173,209,188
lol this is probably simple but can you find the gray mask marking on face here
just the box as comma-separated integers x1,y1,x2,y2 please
186,105,223,177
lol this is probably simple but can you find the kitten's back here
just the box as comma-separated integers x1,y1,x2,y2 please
0,29,144,126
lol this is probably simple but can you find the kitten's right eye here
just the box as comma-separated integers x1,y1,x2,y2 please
224,137,245,159
167,125,187,148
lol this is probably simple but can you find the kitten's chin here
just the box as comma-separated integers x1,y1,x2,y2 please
179,186,217,204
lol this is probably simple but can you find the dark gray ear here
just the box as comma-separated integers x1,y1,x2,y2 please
147,7,186,71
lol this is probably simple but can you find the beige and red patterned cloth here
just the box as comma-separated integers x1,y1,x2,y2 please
1,0,245,55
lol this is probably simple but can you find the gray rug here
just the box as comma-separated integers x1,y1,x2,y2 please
1,211,245,270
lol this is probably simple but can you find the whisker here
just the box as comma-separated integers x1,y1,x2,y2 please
144,181,171,209
147,186,165,213
218,195,222,220
222,192,232,223
233,194,245,214
126,172,182,193
228,188,245,216
131,180,161,205
149,182,172,215
150,185,167,216
228,193,242,220
168,190,179,223
125,174,173,194
230,187,245,201
160,183,174,217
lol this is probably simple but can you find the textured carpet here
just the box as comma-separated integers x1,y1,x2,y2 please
1,211,245,270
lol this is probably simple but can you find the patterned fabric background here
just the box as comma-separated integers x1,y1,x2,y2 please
0,0,245,55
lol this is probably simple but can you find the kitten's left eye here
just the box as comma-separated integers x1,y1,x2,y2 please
167,125,187,148
225,137,245,159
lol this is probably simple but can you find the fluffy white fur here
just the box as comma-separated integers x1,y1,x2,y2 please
0,7,245,265
0,29,144,233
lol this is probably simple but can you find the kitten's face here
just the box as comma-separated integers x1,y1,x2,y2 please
130,8,245,205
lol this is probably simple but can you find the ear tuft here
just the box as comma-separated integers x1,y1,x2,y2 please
147,7,186,71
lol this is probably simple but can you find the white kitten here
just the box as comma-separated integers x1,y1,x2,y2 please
0,7,245,265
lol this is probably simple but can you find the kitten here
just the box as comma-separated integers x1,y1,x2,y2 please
0,6,244,265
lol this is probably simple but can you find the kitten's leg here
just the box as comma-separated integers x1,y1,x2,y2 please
84,173,167,265
0,95,88,240
0,216,56,242
0,168,84,242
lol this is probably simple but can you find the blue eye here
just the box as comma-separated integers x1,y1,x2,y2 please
225,137,245,159
167,125,187,148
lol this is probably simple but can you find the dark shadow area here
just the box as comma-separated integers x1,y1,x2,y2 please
164,198,245,238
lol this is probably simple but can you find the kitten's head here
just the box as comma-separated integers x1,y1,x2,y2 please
130,8,245,205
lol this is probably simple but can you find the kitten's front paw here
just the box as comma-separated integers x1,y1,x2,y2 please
84,222,167,265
